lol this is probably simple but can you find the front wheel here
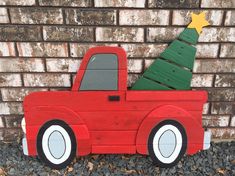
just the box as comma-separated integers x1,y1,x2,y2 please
37,120,76,169
148,120,187,168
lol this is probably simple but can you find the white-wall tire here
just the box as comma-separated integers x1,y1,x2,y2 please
37,120,76,169
148,120,187,168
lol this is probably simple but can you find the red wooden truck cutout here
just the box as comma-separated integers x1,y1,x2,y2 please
22,46,211,169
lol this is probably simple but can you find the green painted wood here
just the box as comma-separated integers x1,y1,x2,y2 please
131,27,199,90
131,77,172,90
160,40,196,70
143,58,192,90
178,28,199,45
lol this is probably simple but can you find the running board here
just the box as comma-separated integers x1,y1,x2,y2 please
92,146,136,154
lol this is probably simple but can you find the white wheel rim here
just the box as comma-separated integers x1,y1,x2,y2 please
153,125,182,164
42,125,72,165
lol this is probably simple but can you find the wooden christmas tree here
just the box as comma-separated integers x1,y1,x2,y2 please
132,12,209,90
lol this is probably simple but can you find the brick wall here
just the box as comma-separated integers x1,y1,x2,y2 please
0,0,234,141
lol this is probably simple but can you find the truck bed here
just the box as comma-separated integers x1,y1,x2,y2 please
127,90,207,102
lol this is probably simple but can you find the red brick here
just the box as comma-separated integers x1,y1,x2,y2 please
196,44,219,58
0,117,4,128
10,8,63,24
0,8,9,23
191,74,213,87
46,59,81,73
0,42,15,56
172,10,223,26
211,102,234,115
0,74,22,87
203,115,230,127
225,11,235,26
1,88,47,101
95,0,145,7
43,26,93,42
65,9,116,25
4,116,22,128
121,44,167,57
0,128,22,141
23,74,71,87
70,43,118,57
215,74,235,87
0,0,35,6
0,103,23,115
128,74,141,87
96,27,144,42
39,0,92,7
149,0,199,8
119,10,170,25
199,28,235,42
210,128,235,139
147,27,183,42
194,60,235,73
128,59,143,73
201,0,235,8
231,116,235,127
0,58,44,72
220,44,235,58
17,42,68,57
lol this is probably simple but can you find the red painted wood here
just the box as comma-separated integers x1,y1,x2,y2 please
79,111,146,130
135,105,204,155
126,91,207,102
24,91,206,113
23,46,208,159
72,46,127,91
90,131,136,145
92,146,136,154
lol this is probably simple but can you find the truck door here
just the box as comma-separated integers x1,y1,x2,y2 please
75,52,137,147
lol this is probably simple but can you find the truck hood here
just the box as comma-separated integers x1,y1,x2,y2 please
23,91,72,108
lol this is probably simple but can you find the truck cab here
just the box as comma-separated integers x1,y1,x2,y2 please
72,46,127,92
22,46,211,169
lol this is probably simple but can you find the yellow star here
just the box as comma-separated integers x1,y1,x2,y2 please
188,12,210,34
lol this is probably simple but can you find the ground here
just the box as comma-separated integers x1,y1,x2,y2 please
0,141,234,176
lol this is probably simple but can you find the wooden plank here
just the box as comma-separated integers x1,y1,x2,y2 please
90,131,136,145
143,59,192,89
178,28,199,45
160,40,196,70
131,77,173,90
26,90,207,113
92,145,136,154
79,111,146,130
126,90,208,102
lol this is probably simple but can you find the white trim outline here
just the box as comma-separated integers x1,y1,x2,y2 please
42,125,72,165
152,124,183,164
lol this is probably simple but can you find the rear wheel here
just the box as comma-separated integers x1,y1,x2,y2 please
37,120,76,169
148,120,187,168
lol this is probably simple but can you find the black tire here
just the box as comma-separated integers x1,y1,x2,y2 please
37,120,76,169
148,120,187,168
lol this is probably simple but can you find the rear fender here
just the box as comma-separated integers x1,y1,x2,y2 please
136,105,204,155
25,106,91,156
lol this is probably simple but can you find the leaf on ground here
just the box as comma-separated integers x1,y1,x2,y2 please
68,167,73,172
0,168,6,176
125,169,136,174
87,162,94,171
216,168,226,175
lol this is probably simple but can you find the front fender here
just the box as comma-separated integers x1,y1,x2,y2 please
25,106,85,126
136,105,204,155
25,106,91,156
